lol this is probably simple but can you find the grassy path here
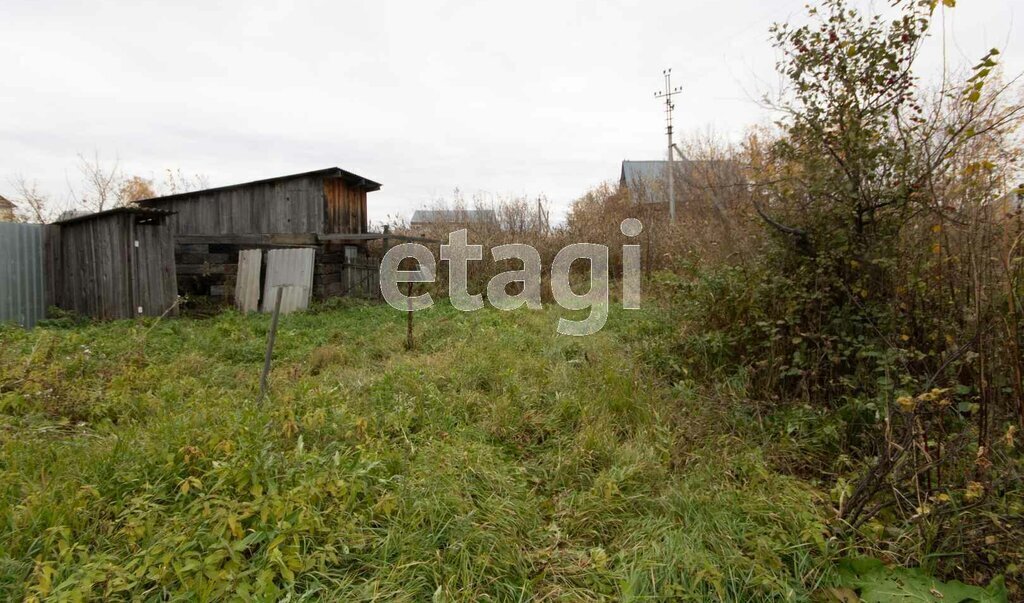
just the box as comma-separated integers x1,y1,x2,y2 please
1,302,832,601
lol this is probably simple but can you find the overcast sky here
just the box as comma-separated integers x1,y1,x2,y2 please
2,0,1020,223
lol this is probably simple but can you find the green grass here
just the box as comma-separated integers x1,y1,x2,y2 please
0,301,835,601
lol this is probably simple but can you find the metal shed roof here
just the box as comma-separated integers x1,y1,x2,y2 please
136,167,382,207
52,206,175,226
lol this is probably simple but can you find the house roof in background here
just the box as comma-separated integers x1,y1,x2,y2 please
621,159,737,183
137,167,382,207
410,209,498,224
623,158,745,183
620,160,681,185
620,159,746,204
53,206,175,226
0,195,15,209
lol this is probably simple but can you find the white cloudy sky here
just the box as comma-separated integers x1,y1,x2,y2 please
2,0,1020,223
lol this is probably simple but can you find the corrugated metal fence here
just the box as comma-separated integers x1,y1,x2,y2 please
262,248,315,314
0,222,47,328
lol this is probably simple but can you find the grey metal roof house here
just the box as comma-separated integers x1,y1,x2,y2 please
619,159,745,206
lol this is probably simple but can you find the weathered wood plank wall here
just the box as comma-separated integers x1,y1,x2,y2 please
146,175,326,236
49,214,132,319
323,178,367,234
133,218,178,315
47,213,178,320
147,174,369,237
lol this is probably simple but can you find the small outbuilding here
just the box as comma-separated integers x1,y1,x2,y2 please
47,207,178,320
135,167,386,302
0,195,16,222
619,159,746,205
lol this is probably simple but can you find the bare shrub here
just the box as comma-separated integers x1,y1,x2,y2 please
8,175,57,223
390,190,565,301
568,133,763,275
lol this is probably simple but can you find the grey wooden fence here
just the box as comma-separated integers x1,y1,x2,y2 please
0,222,47,328
341,260,381,299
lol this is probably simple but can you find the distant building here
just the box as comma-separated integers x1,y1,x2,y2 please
620,161,671,204
410,209,498,231
0,195,16,222
993,185,1023,215
619,159,745,207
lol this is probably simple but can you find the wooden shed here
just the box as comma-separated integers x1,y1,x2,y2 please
47,207,178,320
134,167,385,302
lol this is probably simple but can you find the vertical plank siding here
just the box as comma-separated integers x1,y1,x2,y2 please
149,175,327,236
47,213,178,321
134,218,178,316
135,167,383,238
0,222,46,327
323,178,367,234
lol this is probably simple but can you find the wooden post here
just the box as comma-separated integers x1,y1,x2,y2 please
259,286,285,400
405,280,414,350
381,226,391,303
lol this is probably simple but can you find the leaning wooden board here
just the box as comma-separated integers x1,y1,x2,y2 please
235,249,262,313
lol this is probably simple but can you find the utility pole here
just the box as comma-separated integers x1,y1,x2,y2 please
654,69,682,224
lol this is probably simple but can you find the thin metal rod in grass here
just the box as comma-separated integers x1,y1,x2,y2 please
406,280,414,350
259,286,285,401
